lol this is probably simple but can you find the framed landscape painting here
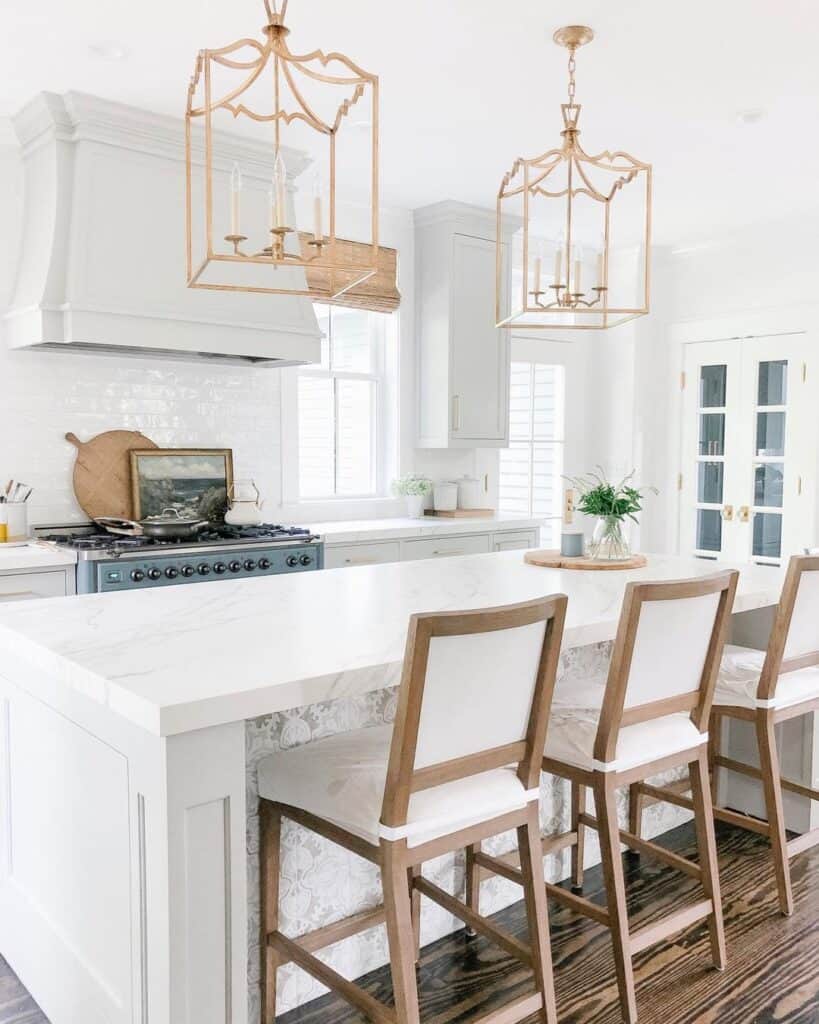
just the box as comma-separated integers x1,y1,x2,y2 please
130,448,234,522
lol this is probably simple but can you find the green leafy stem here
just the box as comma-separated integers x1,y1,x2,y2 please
563,466,658,525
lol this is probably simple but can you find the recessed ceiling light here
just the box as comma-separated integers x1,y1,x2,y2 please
737,108,766,125
89,41,131,61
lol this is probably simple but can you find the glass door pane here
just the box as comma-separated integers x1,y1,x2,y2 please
750,358,788,562
688,357,733,558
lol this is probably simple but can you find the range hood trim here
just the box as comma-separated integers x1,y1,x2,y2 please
5,92,322,367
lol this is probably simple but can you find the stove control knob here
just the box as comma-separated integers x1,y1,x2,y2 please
165,566,179,579
147,567,162,581
258,557,272,570
181,565,195,577
197,563,211,576
243,559,256,571
213,562,227,575
229,560,242,573
299,554,313,566
130,569,145,582
286,555,299,567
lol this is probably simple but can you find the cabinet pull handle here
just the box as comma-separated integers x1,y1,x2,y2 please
452,395,461,432
432,549,464,557
344,558,378,566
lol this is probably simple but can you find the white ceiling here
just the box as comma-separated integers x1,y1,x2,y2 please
2,0,818,244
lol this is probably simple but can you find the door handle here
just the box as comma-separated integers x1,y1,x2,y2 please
738,505,750,523
452,395,461,432
722,505,734,521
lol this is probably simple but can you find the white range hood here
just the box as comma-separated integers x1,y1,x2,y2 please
3,92,321,366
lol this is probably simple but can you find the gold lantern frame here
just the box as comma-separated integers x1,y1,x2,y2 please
185,0,379,299
496,26,652,330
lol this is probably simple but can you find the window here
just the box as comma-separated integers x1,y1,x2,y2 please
296,304,388,499
499,361,565,544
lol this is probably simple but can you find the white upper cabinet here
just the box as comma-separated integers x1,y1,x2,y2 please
415,203,510,448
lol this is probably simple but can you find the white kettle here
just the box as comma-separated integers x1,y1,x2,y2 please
224,479,265,526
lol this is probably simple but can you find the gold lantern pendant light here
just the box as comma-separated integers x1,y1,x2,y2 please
186,0,379,300
496,26,652,330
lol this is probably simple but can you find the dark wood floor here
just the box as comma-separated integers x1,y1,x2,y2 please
279,821,819,1024
2,821,817,1024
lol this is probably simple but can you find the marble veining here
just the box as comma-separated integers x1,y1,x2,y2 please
244,638,691,1019
0,555,784,736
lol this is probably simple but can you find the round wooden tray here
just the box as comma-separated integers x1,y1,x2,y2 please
524,549,648,571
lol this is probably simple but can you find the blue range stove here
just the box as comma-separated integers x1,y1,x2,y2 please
37,524,324,595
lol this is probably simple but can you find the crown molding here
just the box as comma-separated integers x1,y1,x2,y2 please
12,91,310,179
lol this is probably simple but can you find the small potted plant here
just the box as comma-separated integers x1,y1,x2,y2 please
391,474,433,518
564,467,657,561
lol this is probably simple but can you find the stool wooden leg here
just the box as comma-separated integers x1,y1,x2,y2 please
518,801,558,1024
260,801,282,1024
709,711,722,805
756,710,794,916
627,782,644,843
594,774,638,1024
382,841,421,1024
409,864,422,962
689,748,727,970
464,842,481,933
571,782,586,889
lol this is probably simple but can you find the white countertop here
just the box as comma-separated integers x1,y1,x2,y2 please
310,513,544,544
0,542,77,572
0,552,782,737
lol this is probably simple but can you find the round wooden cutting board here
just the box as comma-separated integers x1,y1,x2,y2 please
524,549,648,571
66,430,158,520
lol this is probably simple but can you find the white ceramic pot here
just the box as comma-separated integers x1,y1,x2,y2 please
457,475,483,509
406,494,425,518
433,481,458,512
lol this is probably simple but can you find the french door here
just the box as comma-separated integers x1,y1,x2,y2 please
680,334,815,564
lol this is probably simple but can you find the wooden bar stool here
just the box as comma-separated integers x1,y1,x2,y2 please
633,554,819,917
470,571,738,1024
257,594,567,1024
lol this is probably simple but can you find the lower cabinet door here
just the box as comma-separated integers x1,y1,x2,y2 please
492,530,538,552
0,570,69,602
401,534,491,561
324,541,402,569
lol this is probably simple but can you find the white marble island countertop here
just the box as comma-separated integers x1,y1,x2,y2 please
0,552,783,736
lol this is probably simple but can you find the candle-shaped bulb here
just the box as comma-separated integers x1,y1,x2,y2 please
230,162,241,236
312,170,323,242
553,229,566,287
272,149,287,229
573,244,583,294
595,234,605,289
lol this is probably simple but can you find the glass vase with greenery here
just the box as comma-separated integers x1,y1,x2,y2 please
563,467,657,560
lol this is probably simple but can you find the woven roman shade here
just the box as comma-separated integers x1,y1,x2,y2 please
299,234,401,313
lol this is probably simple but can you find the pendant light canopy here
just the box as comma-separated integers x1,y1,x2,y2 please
186,0,379,300
496,26,652,330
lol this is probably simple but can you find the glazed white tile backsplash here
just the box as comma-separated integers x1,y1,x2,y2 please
0,345,283,525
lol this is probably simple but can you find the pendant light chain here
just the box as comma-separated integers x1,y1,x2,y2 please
567,45,578,110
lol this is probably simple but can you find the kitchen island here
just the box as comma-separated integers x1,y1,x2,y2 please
0,552,797,1024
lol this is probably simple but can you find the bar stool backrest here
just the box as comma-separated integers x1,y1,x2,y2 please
758,555,819,700
380,595,567,836
593,571,738,765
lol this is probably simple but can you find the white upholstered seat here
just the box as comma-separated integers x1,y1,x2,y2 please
258,723,537,848
714,643,819,710
545,678,707,773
